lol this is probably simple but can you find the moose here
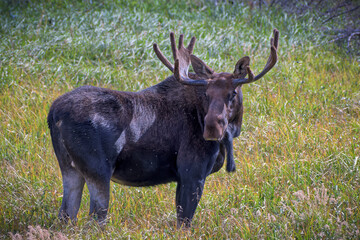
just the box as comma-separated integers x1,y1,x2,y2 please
47,29,279,228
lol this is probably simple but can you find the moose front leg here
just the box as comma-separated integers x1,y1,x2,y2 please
175,178,205,228
175,141,219,228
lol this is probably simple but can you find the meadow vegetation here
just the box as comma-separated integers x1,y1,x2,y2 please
0,0,359,239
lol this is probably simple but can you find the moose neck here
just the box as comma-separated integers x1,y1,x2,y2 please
144,75,209,134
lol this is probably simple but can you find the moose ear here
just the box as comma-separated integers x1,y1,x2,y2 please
233,56,250,79
190,55,214,79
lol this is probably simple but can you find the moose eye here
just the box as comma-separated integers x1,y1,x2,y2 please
232,90,237,98
229,90,237,101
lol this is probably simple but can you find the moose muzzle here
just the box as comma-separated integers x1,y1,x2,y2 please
203,113,227,141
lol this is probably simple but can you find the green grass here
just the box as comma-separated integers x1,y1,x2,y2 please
1,0,359,239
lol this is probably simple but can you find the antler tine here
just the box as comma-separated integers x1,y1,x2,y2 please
178,34,184,50
187,37,196,53
273,28,279,50
174,59,181,82
170,32,178,63
233,28,279,85
266,28,279,65
245,66,255,82
153,43,174,72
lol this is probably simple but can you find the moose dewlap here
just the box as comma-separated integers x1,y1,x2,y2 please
47,29,279,228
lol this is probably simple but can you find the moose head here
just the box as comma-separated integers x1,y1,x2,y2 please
154,29,279,141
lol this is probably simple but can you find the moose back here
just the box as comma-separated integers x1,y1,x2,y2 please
47,29,279,228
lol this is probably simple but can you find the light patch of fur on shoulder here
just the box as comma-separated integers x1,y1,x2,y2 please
114,102,156,154
92,113,112,129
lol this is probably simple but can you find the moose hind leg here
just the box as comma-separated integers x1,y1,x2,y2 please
86,176,110,224
59,168,85,223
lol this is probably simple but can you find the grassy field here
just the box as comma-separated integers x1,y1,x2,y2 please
1,0,359,239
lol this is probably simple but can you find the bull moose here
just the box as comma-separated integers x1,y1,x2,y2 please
47,29,279,228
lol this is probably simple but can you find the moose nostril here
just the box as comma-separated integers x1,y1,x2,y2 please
217,115,225,126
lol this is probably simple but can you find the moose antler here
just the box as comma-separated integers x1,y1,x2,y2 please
153,33,209,85
154,29,279,87
233,28,279,85
153,32,195,78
